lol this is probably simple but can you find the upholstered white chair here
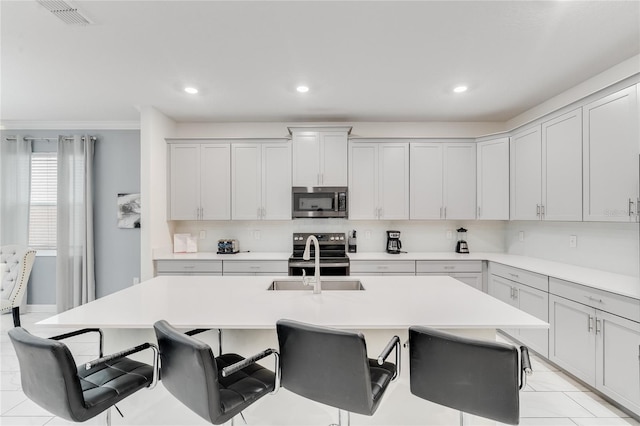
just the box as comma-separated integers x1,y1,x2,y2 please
1,246,36,326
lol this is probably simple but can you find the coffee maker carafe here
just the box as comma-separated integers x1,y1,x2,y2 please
455,227,469,254
386,230,402,254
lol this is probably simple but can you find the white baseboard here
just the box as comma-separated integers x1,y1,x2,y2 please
26,304,56,313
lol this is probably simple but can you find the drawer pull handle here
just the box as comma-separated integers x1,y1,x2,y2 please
250,266,260,269
183,265,195,269
444,266,455,270
378,266,389,269
585,296,604,304
509,273,519,278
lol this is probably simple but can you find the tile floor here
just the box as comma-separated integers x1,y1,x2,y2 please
1,312,639,426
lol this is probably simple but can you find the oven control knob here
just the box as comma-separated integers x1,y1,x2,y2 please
330,236,335,241
340,236,344,240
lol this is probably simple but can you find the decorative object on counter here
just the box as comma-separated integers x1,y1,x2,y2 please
173,234,197,253
386,230,403,254
217,239,239,254
348,230,357,253
117,193,141,228
455,228,469,254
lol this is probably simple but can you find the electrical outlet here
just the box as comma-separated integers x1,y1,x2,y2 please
133,277,139,285
199,230,206,239
519,231,525,242
254,230,261,240
569,235,577,248
365,230,371,239
446,230,452,240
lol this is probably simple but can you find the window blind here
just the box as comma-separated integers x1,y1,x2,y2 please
29,152,57,249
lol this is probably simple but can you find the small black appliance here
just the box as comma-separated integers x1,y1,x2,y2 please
455,227,469,254
386,230,402,254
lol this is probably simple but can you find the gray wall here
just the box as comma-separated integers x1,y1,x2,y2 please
1,129,141,304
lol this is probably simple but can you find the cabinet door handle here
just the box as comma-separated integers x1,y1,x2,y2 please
440,207,443,219
588,315,594,332
536,204,540,217
510,287,514,299
513,288,518,300
478,206,481,218
444,206,447,219
541,204,545,218
630,198,635,217
584,295,604,304
595,318,602,334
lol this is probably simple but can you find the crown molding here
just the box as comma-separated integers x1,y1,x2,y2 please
0,121,140,130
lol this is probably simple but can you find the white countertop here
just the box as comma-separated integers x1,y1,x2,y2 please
37,275,547,330
153,250,638,300
348,251,639,300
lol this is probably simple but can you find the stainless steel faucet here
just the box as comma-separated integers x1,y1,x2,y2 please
302,235,321,294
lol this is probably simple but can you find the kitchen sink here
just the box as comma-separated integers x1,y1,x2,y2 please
267,279,365,291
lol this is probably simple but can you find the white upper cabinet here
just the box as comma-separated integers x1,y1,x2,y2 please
291,128,349,187
231,141,291,220
410,142,476,220
510,127,542,220
349,141,409,220
511,109,583,222
583,85,639,222
476,137,509,220
542,109,583,221
168,143,230,220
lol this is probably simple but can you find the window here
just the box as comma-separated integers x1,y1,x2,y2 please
28,152,57,249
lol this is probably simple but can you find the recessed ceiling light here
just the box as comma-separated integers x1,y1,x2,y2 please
184,87,199,94
296,86,309,93
453,85,468,93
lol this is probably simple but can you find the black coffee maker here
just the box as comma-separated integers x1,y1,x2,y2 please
386,230,402,254
455,227,469,254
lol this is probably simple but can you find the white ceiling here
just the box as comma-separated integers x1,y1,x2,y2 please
1,1,639,124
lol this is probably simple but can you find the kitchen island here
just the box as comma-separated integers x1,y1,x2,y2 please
37,275,547,425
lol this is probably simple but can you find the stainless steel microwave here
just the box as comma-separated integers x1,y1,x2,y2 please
292,187,348,218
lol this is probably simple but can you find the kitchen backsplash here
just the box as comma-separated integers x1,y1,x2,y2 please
172,220,507,254
507,221,639,277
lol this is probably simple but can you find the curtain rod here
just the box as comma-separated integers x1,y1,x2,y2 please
4,136,97,142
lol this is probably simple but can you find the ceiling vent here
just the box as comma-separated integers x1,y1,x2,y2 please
36,0,92,25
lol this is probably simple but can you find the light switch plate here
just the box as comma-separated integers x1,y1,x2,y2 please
199,230,206,239
446,230,452,240
569,235,577,248
519,231,525,242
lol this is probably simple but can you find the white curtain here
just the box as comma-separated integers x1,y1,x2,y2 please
56,135,95,312
0,136,32,246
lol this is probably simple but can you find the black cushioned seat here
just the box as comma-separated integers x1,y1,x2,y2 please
8,327,156,423
153,320,277,425
276,319,399,422
408,326,532,425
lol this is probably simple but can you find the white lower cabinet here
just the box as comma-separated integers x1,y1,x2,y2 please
488,264,549,357
596,310,640,414
222,260,288,276
349,260,415,275
155,260,222,276
416,260,483,291
549,279,640,416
